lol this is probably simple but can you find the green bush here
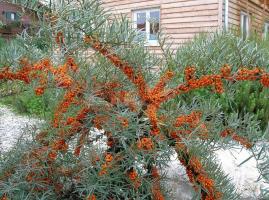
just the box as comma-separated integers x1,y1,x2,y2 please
0,37,5,47
0,89,57,118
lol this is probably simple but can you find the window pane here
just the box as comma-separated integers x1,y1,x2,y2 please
6,12,11,20
242,14,248,39
136,12,146,41
137,12,146,31
149,11,160,40
11,13,15,21
6,12,18,21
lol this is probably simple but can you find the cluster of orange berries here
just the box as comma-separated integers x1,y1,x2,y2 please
127,169,141,189
117,116,129,128
220,64,232,78
99,153,114,176
52,139,68,152
4,31,267,200
181,155,221,200
51,61,84,129
137,137,154,151
55,32,64,46
150,70,174,102
0,194,8,200
138,71,174,112
173,135,221,199
3,35,266,199
53,86,84,128
61,107,90,139
92,115,109,130
146,105,160,136
261,73,269,87
220,129,252,149
235,67,262,81
151,167,165,200
132,73,149,102
53,64,74,89
223,65,269,88
84,36,269,199
174,111,202,127
0,66,29,84
47,106,91,162
189,156,203,173
172,111,208,139
87,194,97,200
95,81,121,105
0,56,79,99
94,80,137,111
197,174,215,194
184,67,224,94
180,65,269,97
57,107,91,157
84,35,149,103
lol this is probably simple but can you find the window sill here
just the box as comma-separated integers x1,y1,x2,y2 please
144,41,160,47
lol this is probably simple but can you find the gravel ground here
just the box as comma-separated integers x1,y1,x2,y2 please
0,105,267,199
0,106,42,152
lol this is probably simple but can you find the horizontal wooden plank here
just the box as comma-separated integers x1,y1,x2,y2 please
162,9,219,19
162,21,219,28
163,15,218,24
162,4,219,14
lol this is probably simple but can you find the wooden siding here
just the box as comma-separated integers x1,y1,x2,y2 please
228,0,269,36
102,0,222,54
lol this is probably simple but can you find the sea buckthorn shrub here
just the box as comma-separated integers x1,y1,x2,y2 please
174,33,269,131
0,1,269,200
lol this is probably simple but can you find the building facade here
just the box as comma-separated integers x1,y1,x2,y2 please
0,0,39,39
102,0,269,53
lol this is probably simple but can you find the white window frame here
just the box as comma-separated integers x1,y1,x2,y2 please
240,11,250,39
224,0,229,31
133,8,160,46
264,22,269,39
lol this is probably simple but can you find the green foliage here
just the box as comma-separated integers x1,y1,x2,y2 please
174,32,269,71
0,1,269,200
0,89,56,118
0,26,51,118
0,37,5,48
172,32,269,131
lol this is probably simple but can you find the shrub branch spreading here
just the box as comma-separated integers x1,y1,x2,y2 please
0,1,269,199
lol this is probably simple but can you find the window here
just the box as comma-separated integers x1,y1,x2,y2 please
264,22,269,39
5,12,19,21
240,12,249,39
133,8,160,46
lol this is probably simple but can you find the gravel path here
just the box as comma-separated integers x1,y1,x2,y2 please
0,105,267,199
0,106,41,152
